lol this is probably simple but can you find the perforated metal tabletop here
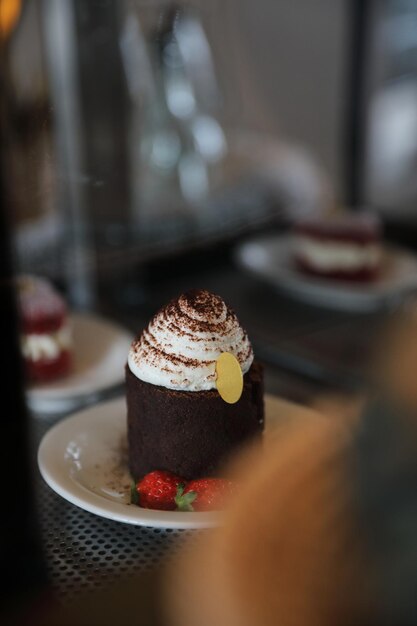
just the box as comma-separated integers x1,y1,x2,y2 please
30,400,193,606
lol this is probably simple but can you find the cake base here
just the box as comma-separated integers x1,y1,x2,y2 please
25,350,72,383
126,361,264,480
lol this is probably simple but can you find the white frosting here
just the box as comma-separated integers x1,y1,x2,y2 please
21,324,72,361
294,235,381,271
128,290,254,391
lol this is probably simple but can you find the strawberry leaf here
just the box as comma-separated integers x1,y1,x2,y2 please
130,481,139,505
175,488,197,512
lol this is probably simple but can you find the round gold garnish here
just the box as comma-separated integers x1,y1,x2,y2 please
215,352,243,404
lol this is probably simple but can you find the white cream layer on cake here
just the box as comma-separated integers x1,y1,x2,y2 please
21,324,72,362
128,290,253,391
293,236,381,272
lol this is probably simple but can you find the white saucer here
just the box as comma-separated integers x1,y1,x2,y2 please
26,312,134,414
234,233,417,312
37,394,317,529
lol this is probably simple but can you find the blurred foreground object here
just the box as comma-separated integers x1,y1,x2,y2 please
371,296,417,414
163,416,368,626
0,76,51,624
162,301,417,626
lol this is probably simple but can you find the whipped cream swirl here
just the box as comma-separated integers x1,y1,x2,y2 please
128,289,254,391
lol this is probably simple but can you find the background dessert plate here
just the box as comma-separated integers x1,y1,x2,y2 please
37,394,316,529
234,233,417,312
26,312,134,414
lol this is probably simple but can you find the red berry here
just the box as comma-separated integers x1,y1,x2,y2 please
176,478,236,512
25,351,72,383
135,470,185,511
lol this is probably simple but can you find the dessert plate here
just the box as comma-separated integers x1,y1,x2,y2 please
37,394,315,529
26,312,134,414
234,233,417,312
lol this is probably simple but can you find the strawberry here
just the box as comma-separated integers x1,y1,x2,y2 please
134,470,185,511
175,478,236,512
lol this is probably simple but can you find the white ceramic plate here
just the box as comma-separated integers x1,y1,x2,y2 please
26,312,134,414
37,394,314,529
234,233,417,312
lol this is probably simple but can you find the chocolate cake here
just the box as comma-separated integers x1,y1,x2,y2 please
126,289,264,480
292,212,383,282
16,275,73,383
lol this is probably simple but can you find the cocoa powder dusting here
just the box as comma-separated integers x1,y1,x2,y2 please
130,289,252,374
140,334,214,368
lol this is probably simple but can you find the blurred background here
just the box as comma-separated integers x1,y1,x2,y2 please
3,0,417,623
4,0,417,405
5,0,337,288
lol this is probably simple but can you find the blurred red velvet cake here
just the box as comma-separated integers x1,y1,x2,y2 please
16,275,73,383
126,289,264,481
292,211,383,282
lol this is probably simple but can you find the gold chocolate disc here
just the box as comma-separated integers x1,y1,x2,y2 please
215,352,243,404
